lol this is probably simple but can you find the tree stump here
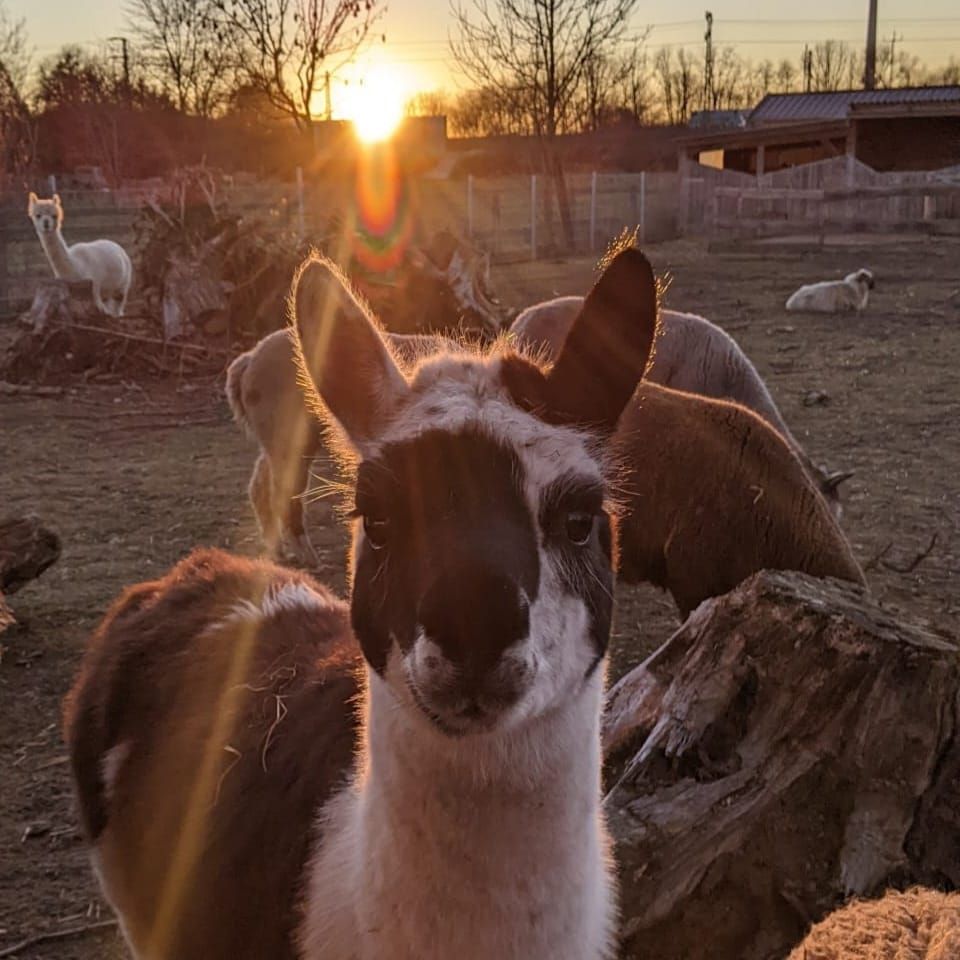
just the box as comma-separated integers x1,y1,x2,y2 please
604,570,960,960
20,278,104,334
0,515,61,595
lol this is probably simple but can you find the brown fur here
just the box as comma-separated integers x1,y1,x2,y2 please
63,548,361,960
613,382,865,617
788,888,960,960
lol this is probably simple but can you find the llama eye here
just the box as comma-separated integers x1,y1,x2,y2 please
565,512,594,546
362,515,390,549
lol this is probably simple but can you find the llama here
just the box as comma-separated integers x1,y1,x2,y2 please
27,192,133,317
510,295,852,518
785,269,875,314
64,246,659,959
611,381,866,617
787,888,960,959
226,328,453,563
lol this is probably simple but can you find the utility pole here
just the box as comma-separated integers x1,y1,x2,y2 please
888,31,901,86
703,11,714,110
324,71,332,121
863,0,878,89
803,45,813,92
108,36,130,94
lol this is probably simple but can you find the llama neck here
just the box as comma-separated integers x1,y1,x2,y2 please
354,670,613,957
36,226,81,280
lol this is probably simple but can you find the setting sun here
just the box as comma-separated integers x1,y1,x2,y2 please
338,64,411,143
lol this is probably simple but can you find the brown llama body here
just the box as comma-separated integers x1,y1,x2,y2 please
63,549,360,960
614,382,865,617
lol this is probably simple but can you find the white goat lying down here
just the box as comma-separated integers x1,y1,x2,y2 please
27,192,133,317
510,295,852,518
785,269,874,314
787,887,960,959
65,248,659,960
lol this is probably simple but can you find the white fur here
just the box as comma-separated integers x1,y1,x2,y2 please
298,325,618,958
27,192,133,317
785,270,874,314
100,742,132,803
262,581,329,617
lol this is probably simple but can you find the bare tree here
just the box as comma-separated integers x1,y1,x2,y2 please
653,47,701,123
0,9,34,188
448,84,535,136
211,0,384,128
775,58,797,93
451,0,639,248
809,40,854,92
405,89,450,118
126,0,234,115
613,45,654,122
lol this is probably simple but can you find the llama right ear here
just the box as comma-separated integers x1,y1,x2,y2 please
53,194,62,207
292,255,410,454
504,248,657,433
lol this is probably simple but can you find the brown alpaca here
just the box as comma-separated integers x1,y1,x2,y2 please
612,382,865,617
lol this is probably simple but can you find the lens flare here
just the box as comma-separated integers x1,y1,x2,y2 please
352,143,415,276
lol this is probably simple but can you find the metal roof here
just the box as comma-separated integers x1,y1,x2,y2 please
750,86,960,125
688,109,750,131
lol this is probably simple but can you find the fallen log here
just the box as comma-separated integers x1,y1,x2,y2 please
605,570,960,960
0,515,61,595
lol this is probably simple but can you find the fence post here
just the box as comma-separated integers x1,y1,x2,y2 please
467,175,475,239
589,171,598,251
492,192,501,254
295,166,306,240
531,174,538,260
48,175,57,196
639,171,647,244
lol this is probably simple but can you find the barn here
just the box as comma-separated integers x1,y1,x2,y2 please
680,86,960,178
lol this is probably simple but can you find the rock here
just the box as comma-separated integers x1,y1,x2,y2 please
605,570,960,960
0,515,61,595
803,389,831,407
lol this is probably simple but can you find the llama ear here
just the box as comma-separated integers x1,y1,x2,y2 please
53,194,62,207
292,255,410,453
27,192,37,212
504,247,657,433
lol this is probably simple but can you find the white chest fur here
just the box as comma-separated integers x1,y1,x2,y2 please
299,674,617,960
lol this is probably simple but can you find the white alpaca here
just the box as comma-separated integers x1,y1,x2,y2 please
27,192,133,317
785,269,874,314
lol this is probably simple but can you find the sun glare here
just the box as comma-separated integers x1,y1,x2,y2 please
339,65,410,144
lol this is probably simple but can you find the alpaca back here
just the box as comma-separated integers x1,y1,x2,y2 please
69,239,132,291
615,383,864,616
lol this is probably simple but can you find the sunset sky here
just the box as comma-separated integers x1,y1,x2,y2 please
7,0,959,118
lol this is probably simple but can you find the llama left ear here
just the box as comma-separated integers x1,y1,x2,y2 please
503,247,657,433
292,255,410,454
27,191,37,212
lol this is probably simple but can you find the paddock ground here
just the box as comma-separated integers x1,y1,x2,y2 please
1,236,958,958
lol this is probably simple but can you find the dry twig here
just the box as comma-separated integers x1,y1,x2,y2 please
0,920,118,958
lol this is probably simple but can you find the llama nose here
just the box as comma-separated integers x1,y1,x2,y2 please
418,571,529,691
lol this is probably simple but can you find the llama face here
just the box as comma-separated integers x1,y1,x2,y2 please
848,268,875,291
27,193,63,234
294,249,657,737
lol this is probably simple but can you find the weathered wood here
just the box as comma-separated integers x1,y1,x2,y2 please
604,570,960,960
20,278,104,334
0,515,61,595
0,592,14,635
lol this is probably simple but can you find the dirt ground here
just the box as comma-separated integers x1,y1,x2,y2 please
1,236,958,958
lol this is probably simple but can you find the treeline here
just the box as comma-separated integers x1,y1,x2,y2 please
2,0,959,187
411,40,960,135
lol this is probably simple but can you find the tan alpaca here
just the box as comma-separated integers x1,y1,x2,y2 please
27,192,133,317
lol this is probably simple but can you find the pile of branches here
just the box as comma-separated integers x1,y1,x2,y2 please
133,166,318,344
0,279,228,385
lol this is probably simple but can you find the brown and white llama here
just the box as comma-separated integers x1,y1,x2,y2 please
27,192,133,317
64,246,659,959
